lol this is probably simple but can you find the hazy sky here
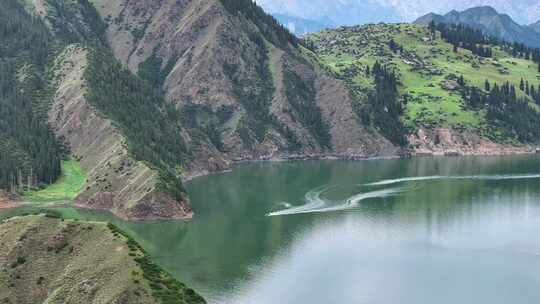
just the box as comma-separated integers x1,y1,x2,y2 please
256,0,540,25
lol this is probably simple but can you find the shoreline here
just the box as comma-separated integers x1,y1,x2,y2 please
183,148,539,182
2,150,539,212
183,153,406,182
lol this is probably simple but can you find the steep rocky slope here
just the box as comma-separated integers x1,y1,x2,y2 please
0,0,196,220
0,214,205,303
88,0,398,178
49,45,192,220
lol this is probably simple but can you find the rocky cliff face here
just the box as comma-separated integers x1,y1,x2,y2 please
89,0,398,178
49,45,192,220
408,128,534,156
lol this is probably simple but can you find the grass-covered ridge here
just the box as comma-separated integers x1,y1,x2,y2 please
0,213,205,304
107,223,206,304
306,23,540,143
23,160,86,203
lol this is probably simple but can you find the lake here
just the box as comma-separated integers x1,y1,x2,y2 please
3,156,540,303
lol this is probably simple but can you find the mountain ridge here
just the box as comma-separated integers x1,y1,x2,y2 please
258,0,540,26
414,6,540,47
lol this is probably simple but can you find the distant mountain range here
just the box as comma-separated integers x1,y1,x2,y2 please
258,0,540,29
268,3,540,49
415,6,540,48
257,0,401,27
272,14,335,36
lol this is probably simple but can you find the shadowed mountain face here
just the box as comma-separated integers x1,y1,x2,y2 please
529,19,540,33
415,6,540,48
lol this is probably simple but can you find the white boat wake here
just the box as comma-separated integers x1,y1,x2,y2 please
267,186,405,217
364,174,540,186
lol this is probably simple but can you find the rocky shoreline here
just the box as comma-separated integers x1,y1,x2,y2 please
183,144,539,182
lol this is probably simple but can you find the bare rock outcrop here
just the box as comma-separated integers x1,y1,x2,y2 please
0,191,18,210
408,128,534,156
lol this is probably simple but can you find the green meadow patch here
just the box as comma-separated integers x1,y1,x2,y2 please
23,160,86,203
306,23,540,139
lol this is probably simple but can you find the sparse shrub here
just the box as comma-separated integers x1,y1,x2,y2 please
11,256,26,268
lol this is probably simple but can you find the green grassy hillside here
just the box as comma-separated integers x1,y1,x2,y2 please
22,160,86,203
0,214,205,304
306,23,540,143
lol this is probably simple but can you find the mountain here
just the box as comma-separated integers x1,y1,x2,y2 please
0,0,397,219
414,6,540,47
256,0,401,26
529,19,540,33
3,0,539,221
258,0,540,26
0,214,205,304
387,0,540,25
273,14,335,36
306,23,540,155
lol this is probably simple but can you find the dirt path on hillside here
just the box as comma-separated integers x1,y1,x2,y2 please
0,192,18,209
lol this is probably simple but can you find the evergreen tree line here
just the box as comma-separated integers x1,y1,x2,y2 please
429,21,494,57
502,42,540,62
516,78,540,104
463,81,540,142
283,67,331,149
224,33,302,151
360,61,407,146
501,42,540,72
429,21,540,71
84,49,191,199
0,0,65,192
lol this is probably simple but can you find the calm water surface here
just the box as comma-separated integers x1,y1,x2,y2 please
3,156,540,303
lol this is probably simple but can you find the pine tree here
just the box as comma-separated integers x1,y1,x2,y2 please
428,21,436,36
458,75,465,86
